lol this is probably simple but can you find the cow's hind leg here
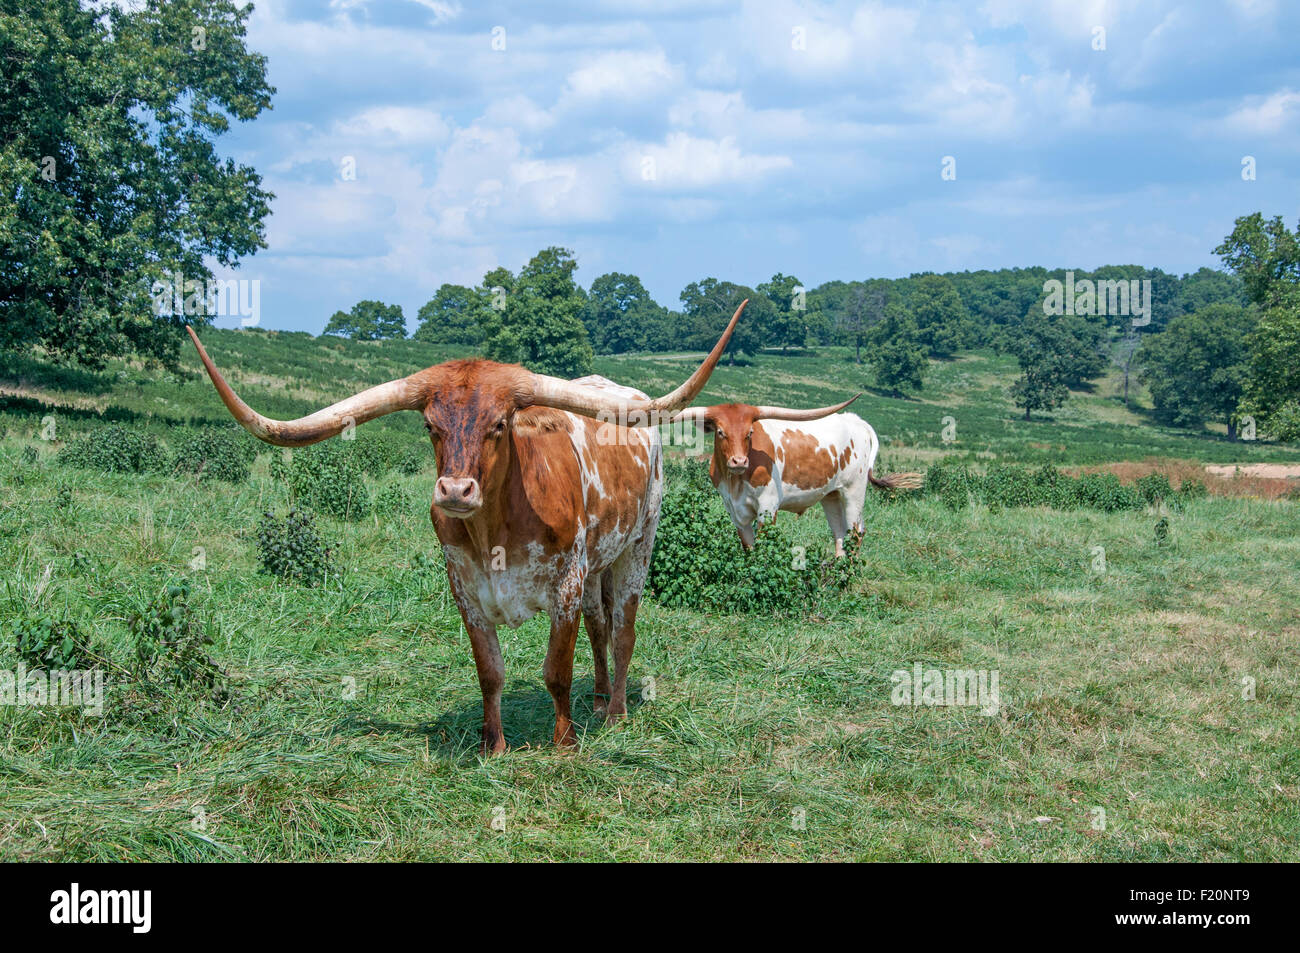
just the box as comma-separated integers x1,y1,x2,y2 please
582,573,613,716
822,491,849,558
607,593,641,719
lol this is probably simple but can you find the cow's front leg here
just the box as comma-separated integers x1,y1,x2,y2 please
544,606,582,748
465,619,507,756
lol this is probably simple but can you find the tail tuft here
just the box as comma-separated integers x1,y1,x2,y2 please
868,468,923,491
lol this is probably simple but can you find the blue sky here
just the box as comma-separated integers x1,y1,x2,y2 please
210,0,1300,332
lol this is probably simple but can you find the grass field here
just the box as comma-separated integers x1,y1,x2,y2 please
2,332,1298,861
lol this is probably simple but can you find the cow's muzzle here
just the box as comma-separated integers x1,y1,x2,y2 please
727,456,748,474
434,476,482,517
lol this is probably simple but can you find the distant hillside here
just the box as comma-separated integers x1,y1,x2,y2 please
2,327,1297,468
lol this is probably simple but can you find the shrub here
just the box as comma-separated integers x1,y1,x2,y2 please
58,424,167,474
396,444,429,475
1178,478,1208,501
270,441,370,519
22,445,38,466
1136,473,1174,506
373,481,413,516
129,583,226,698
650,459,852,614
170,426,256,483
1069,472,1142,512
11,614,97,671
256,508,335,585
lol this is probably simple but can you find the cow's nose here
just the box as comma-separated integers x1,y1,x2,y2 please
434,476,482,515
728,456,748,473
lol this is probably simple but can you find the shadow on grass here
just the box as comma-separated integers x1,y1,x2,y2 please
342,676,643,759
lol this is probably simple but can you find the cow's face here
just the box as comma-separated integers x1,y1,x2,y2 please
704,404,760,475
424,373,522,518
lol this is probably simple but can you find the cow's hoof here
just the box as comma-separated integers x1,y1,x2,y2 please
593,693,610,716
479,732,507,757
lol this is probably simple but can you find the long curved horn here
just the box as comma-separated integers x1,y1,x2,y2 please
754,394,860,421
664,407,708,426
525,300,747,423
186,326,425,447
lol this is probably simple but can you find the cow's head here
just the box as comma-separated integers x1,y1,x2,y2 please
185,300,747,519
672,396,860,475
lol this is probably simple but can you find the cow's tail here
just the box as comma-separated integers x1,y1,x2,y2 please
867,468,923,491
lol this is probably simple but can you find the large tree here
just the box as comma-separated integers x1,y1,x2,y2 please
907,273,974,358
323,300,406,340
415,284,488,347
1214,213,1300,310
0,0,274,367
756,272,808,352
1137,303,1256,438
679,278,770,362
482,247,592,377
870,303,926,397
1009,315,1074,420
582,272,666,354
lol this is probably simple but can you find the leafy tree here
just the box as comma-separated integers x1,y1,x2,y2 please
483,247,592,377
756,272,808,352
1214,213,1300,309
582,272,666,354
323,300,406,340
415,284,488,347
1136,304,1257,437
1239,306,1300,441
0,0,274,367
1009,315,1073,420
908,274,973,357
870,303,926,397
679,278,771,362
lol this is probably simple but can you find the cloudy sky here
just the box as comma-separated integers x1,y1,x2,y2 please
211,0,1300,332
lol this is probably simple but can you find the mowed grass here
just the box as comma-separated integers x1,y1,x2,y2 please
2,333,1299,861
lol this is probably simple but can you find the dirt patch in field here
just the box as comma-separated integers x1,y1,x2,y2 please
1068,459,1299,501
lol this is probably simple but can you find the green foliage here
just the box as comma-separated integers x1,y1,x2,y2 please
1136,473,1174,506
679,277,772,360
11,613,95,671
0,0,274,367
270,441,370,520
1239,306,1300,441
870,303,927,396
169,425,256,482
58,424,167,474
482,247,593,376
1137,304,1257,432
1214,213,1300,310
324,300,407,341
1178,478,1208,501
649,460,857,614
906,274,975,357
128,583,226,696
1007,315,1081,419
255,508,334,585
373,481,412,516
415,284,488,347
756,272,809,351
925,460,1145,513
582,272,672,354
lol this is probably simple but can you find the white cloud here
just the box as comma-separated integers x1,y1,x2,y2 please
1221,88,1300,136
627,133,793,190
562,49,682,104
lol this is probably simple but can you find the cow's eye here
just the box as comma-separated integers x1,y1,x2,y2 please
747,429,753,439
716,430,726,440
492,418,507,436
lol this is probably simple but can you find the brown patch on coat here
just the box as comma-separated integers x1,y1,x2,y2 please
779,428,837,490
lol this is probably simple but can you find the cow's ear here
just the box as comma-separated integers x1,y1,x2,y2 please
512,427,582,549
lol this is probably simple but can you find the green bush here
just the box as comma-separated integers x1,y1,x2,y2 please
649,459,853,614
170,426,256,483
924,460,1145,513
58,424,167,474
270,441,370,520
1136,473,1174,506
10,614,97,671
128,583,226,698
373,481,413,516
1178,478,1208,501
256,508,335,585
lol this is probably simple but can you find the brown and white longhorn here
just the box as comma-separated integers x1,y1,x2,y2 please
187,301,745,754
